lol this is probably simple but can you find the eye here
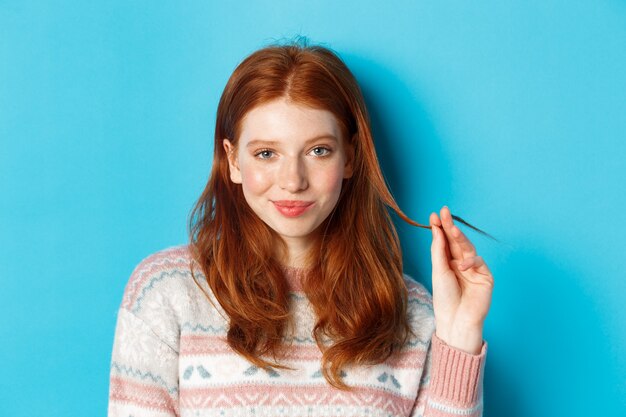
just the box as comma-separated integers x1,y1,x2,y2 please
311,147,331,157
254,149,274,159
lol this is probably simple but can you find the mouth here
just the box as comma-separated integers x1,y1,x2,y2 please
272,200,314,217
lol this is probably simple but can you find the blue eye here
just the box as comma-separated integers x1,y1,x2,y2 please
311,147,331,156
255,149,274,159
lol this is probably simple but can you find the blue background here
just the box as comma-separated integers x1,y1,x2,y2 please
1,1,624,416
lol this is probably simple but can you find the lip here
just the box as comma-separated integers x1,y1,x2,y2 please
273,200,314,207
272,200,314,217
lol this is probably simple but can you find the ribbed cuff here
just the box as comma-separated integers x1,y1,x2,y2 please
429,333,488,406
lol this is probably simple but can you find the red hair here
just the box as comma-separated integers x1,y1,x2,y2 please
189,42,435,390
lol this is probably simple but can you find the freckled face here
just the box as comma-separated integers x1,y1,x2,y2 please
223,98,354,247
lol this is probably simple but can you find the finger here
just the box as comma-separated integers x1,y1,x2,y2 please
439,206,463,259
430,212,452,260
431,211,442,227
430,213,451,274
450,224,478,259
456,256,493,277
458,255,482,270
440,206,477,259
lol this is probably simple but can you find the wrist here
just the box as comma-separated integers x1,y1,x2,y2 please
435,325,484,355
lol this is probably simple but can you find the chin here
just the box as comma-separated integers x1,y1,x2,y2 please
274,229,316,240
269,223,319,240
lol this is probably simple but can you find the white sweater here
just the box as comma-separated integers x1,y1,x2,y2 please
108,245,487,417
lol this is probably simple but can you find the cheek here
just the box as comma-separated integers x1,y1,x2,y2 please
239,164,273,195
316,165,346,197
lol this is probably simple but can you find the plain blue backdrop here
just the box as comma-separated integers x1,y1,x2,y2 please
1,1,624,416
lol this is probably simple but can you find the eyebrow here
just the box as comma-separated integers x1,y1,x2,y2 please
246,134,338,149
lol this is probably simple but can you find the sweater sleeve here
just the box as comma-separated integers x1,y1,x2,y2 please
411,333,487,417
108,307,180,417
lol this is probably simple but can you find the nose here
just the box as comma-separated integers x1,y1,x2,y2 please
278,155,308,193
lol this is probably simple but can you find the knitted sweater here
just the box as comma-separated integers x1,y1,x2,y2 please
108,245,487,417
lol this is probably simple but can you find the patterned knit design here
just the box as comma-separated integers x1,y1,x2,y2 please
108,245,487,417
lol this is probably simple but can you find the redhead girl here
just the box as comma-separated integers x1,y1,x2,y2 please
108,42,494,417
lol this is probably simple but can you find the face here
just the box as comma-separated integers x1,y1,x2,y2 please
223,97,354,252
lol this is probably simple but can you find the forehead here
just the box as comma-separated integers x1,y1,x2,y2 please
238,98,343,144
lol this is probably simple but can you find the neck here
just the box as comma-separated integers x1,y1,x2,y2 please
275,235,316,269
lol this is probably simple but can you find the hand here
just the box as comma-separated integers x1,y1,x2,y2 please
430,206,494,354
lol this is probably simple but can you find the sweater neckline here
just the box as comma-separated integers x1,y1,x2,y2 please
278,264,311,292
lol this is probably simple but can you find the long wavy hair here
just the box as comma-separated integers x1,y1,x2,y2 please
188,40,492,390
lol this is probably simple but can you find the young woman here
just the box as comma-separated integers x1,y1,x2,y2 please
108,41,494,417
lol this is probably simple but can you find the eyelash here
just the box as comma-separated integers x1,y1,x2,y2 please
255,149,274,159
254,147,332,160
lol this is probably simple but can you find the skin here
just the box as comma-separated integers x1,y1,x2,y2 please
225,97,493,355
223,98,354,268
430,207,494,354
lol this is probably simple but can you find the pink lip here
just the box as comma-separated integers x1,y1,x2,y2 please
273,201,314,217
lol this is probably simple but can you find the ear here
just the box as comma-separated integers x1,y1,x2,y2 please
223,139,242,184
343,138,355,179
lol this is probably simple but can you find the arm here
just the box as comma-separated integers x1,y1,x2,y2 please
108,249,185,416
412,334,487,417
411,206,493,416
108,307,180,417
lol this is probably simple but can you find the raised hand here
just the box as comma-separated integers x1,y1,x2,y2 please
429,206,494,354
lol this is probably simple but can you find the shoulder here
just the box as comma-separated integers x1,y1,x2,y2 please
119,244,198,317
111,245,195,353
402,273,433,311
